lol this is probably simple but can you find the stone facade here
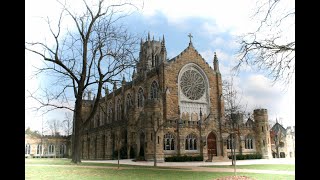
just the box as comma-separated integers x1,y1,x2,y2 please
80,34,273,161
25,134,71,158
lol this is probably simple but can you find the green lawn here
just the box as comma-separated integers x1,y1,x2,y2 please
25,158,178,169
25,159,295,180
202,164,295,171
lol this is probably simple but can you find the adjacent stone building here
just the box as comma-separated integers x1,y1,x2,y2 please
25,132,71,158
270,121,295,158
79,33,274,161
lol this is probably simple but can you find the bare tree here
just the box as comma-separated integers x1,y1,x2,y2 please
47,118,62,158
25,0,140,164
150,115,166,167
48,119,62,136
62,112,73,136
235,0,295,85
222,77,247,175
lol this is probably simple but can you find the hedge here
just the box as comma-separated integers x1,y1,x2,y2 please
165,155,203,162
228,153,262,160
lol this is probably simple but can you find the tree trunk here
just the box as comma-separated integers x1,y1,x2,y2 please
118,143,120,169
71,100,82,164
153,131,157,167
231,143,234,165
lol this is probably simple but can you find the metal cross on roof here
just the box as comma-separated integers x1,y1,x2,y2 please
188,33,193,43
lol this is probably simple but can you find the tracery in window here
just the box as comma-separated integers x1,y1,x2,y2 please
150,81,159,99
185,134,197,150
138,88,144,107
48,144,55,154
107,102,112,123
36,144,42,154
180,69,205,100
163,133,175,150
60,144,66,154
245,135,254,149
116,98,122,121
227,135,235,149
126,93,133,113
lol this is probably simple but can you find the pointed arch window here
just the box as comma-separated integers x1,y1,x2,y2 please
107,102,112,123
185,134,197,150
150,81,159,99
155,55,159,66
116,98,122,121
138,88,144,107
227,134,235,149
36,144,42,154
163,133,175,150
25,144,31,154
99,108,104,126
60,144,66,154
95,113,99,127
126,93,133,113
48,144,55,154
245,135,254,149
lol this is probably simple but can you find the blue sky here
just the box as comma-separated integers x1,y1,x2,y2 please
25,0,295,134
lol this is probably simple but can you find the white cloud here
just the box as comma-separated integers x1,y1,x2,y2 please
210,37,226,47
200,49,239,78
202,22,225,36
233,74,294,127
142,0,258,35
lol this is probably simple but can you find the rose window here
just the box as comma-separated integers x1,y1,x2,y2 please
180,69,205,100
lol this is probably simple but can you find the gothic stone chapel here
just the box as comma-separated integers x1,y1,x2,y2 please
81,33,272,161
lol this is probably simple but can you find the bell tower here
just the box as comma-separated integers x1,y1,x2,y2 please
136,32,166,77
254,108,272,159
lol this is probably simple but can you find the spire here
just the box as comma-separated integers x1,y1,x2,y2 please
152,35,154,41
104,85,108,102
140,38,143,49
213,52,220,73
88,90,91,100
162,34,165,45
147,32,151,46
276,118,278,124
104,85,109,96
132,69,136,79
122,75,126,85
161,34,167,63
161,34,166,51
121,76,126,93
113,81,117,91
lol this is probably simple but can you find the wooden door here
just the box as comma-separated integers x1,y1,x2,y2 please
207,132,217,159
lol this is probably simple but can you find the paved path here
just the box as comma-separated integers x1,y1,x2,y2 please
80,158,295,175
173,166,294,175
83,158,295,166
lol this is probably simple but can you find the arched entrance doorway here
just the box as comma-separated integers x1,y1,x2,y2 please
139,132,145,158
207,132,217,160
